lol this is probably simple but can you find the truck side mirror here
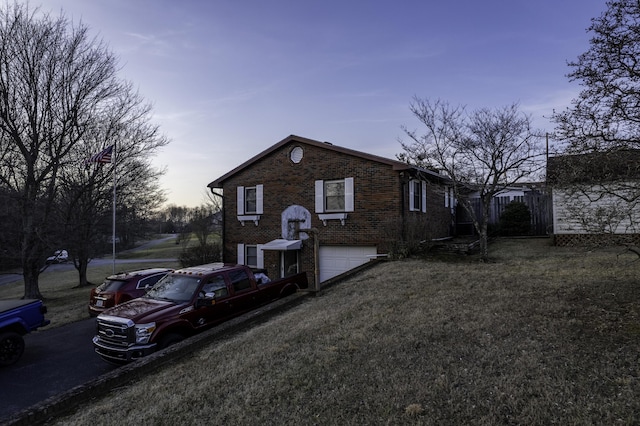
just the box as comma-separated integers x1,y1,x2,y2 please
196,291,216,308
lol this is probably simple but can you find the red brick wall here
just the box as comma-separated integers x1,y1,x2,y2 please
220,140,452,284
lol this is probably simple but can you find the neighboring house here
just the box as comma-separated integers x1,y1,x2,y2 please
547,149,640,246
207,135,453,289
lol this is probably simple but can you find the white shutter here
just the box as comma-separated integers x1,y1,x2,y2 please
409,180,415,211
257,244,264,268
345,177,354,212
237,244,244,265
315,180,324,213
237,186,244,215
421,181,427,213
256,184,264,214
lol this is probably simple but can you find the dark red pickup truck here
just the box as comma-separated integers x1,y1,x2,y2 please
92,263,307,363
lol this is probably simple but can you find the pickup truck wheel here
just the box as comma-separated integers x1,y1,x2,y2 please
158,333,184,350
0,332,25,367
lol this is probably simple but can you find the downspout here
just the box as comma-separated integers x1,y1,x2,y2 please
400,172,407,242
209,188,225,262
298,227,320,292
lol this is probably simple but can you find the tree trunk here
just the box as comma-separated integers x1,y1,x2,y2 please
21,210,44,299
22,259,43,299
479,196,492,262
74,250,92,287
479,223,489,262
76,258,90,287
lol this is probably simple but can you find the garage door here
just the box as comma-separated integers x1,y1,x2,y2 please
319,245,377,282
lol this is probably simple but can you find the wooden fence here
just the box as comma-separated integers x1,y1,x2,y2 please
457,189,552,236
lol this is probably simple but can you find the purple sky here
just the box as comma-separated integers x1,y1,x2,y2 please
37,0,606,206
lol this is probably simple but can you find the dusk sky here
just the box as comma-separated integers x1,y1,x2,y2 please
37,0,607,207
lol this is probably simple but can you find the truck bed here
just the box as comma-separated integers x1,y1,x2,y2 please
0,299,39,314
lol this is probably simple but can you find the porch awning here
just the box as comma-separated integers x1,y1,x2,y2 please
261,239,302,251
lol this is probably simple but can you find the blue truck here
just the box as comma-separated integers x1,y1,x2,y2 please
0,299,50,366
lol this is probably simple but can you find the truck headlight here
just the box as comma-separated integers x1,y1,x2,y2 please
135,322,156,344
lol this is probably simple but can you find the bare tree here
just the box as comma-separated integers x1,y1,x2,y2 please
399,98,545,261
551,0,640,238
0,4,166,297
553,0,640,152
57,108,167,287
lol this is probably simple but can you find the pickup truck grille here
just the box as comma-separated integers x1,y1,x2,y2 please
96,316,135,347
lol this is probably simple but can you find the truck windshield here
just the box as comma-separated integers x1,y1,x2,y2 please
145,275,201,303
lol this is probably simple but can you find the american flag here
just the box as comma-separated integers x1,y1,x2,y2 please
86,145,113,164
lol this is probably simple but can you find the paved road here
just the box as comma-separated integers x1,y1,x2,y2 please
0,234,178,286
0,318,118,421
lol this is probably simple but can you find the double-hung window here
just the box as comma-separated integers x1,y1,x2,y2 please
315,178,354,213
244,187,257,214
409,179,427,213
315,177,354,225
237,243,264,268
245,245,258,268
237,184,263,225
325,180,345,212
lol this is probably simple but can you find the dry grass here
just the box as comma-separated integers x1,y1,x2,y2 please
0,262,180,327
51,238,640,424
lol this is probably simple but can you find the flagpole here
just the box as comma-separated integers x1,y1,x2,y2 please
112,144,117,274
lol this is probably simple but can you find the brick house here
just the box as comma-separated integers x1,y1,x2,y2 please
547,149,640,246
207,135,453,289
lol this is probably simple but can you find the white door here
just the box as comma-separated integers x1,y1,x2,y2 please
319,246,377,282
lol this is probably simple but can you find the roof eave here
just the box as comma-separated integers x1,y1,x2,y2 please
207,134,451,187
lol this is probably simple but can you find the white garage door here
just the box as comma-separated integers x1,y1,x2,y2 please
319,245,377,282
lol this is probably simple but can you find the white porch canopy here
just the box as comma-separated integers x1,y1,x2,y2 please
261,239,302,251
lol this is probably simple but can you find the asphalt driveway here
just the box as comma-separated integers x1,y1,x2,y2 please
0,317,117,421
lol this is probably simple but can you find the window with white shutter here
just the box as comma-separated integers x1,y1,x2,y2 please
314,177,353,225
236,184,263,225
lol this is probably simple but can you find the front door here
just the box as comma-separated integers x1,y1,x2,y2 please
282,250,299,277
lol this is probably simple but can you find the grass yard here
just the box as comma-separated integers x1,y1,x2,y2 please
48,238,640,424
0,236,182,327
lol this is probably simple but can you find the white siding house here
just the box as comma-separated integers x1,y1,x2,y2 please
547,150,640,246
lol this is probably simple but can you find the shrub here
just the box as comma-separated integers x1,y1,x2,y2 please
499,201,532,236
178,243,222,267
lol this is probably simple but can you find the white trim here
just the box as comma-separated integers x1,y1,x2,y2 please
315,180,324,213
421,181,427,213
261,239,303,250
318,213,348,226
237,244,244,265
237,215,260,226
237,186,244,215
345,177,354,212
257,244,264,268
256,184,263,214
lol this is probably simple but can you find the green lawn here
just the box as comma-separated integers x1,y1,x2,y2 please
0,235,182,327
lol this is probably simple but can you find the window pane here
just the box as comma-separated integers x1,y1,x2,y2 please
325,181,345,211
229,270,252,292
246,245,257,267
413,181,421,211
202,275,228,298
245,187,257,213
